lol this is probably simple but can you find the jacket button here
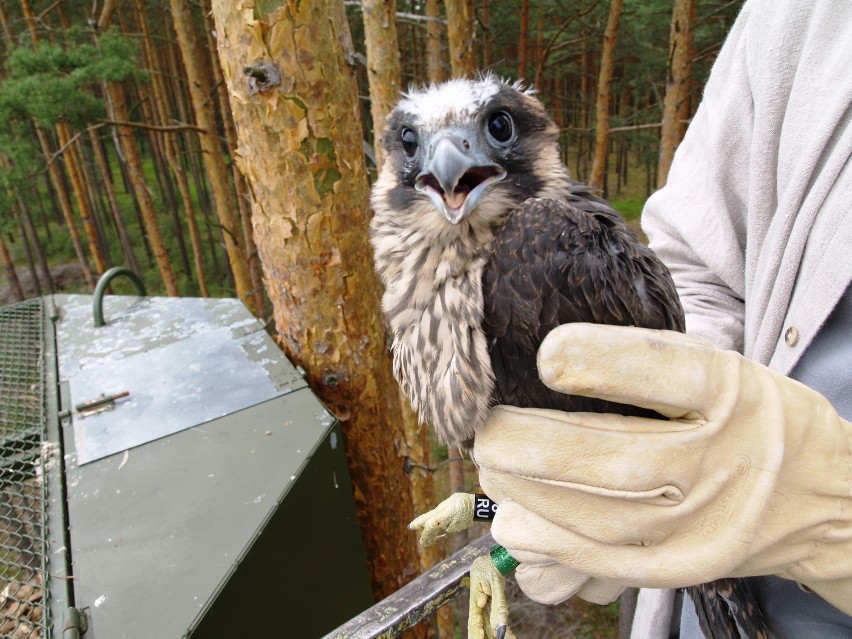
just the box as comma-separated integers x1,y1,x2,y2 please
784,326,799,347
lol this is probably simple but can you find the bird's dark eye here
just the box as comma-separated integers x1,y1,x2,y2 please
487,111,514,143
400,127,418,156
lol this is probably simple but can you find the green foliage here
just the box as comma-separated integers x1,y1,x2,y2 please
0,29,141,129
611,198,645,219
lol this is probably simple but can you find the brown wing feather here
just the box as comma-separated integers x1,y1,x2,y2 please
482,193,684,413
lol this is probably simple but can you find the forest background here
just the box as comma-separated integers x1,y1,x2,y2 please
0,0,743,636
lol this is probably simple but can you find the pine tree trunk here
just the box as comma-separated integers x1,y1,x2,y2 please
35,125,96,288
518,0,530,80
23,0,108,276
16,192,54,295
199,0,263,310
210,0,424,607
363,3,450,633
12,201,41,297
480,0,491,70
105,81,180,295
589,0,623,194
88,128,140,275
0,233,24,301
90,0,178,294
445,0,477,78
20,0,97,288
362,0,402,172
169,0,257,315
657,0,695,188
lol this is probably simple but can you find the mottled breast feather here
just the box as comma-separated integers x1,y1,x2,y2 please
369,199,499,449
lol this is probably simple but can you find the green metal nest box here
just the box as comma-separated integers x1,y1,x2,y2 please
0,285,373,638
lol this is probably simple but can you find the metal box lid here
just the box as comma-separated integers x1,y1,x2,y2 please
55,295,306,464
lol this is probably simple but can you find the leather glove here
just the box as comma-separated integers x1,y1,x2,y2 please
474,324,852,615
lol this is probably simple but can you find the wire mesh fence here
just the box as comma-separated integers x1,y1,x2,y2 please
0,299,49,639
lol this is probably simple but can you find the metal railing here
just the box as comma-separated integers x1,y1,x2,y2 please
0,299,50,639
322,534,494,639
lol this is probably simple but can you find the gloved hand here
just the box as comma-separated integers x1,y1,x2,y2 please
474,324,852,615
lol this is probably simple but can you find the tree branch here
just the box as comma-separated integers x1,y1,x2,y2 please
99,119,207,133
44,120,206,170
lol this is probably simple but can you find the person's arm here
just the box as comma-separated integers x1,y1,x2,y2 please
642,1,755,353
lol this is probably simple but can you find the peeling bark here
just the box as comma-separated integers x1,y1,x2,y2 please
210,0,423,605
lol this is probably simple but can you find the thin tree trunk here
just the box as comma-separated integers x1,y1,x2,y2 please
52,102,109,273
159,14,218,286
518,0,530,81
105,81,180,295
0,233,24,301
12,202,41,298
35,125,95,288
88,128,140,274
72,130,113,268
445,0,477,78
200,0,262,310
16,192,54,295
92,0,179,295
363,0,402,172
364,3,450,633
132,0,208,295
169,0,257,314
657,0,696,187
589,0,623,194
132,0,193,282
20,0,97,288
210,0,424,607
480,0,491,69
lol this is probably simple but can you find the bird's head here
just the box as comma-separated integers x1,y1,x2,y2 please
371,76,568,238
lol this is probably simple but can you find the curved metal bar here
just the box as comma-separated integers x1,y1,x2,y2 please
92,267,147,327
320,533,494,639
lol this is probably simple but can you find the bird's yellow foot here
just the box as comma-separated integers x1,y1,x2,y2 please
468,555,517,639
408,492,475,546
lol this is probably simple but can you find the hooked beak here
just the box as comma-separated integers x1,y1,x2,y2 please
415,137,506,224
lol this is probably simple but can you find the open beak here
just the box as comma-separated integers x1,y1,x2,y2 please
415,137,506,224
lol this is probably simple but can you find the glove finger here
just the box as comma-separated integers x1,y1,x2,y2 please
538,323,734,421
575,579,626,605
492,502,735,588
477,408,698,508
481,469,688,545
513,558,589,605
